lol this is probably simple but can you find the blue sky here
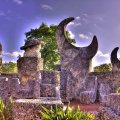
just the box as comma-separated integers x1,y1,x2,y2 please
0,0,120,66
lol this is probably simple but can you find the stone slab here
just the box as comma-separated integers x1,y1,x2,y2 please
13,98,63,120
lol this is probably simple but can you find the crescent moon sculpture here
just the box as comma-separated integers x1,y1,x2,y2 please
111,47,120,71
56,17,98,98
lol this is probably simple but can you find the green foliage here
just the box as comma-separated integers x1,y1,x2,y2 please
40,103,95,120
2,62,17,74
25,23,75,70
115,87,120,93
94,63,112,72
0,97,13,120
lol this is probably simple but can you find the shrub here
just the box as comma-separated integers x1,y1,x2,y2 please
40,103,95,120
115,87,120,93
0,97,13,120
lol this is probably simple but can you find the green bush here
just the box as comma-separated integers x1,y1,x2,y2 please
115,87,120,93
0,97,13,120
40,103,95,120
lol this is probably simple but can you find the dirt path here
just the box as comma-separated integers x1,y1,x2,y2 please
69,100,100,112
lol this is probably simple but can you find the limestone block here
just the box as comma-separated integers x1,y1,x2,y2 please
79,90,96,104
17,57,43,84
99,84,111,104
40,84,57,97
79,76,97,104
99,94,120,120
13,98,63,120
41,71,60,85
99,107,120,120
11,78,40,99
107,93,120,115
0,77,9,102
60,70,73,102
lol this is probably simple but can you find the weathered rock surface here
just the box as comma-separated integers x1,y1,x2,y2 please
17,57,43,85
79,76,97,104
60,70,73,102
56,17,98,99
111,47,120,72
99,83,111,104
99,93,120,120
13,98,63,120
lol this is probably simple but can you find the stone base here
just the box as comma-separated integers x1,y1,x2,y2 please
13,98,63,120
99,107,120,120
99,93,120,120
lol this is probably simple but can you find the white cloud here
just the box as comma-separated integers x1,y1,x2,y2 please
13,0,23,5
68,21,81,27
96,51,109,58
76,16,80,20
3,51,23,58
93,50,110,67
79,34,89,40
68,21,74,26
69,31,75,39
41,4,53,10
2,60,16,63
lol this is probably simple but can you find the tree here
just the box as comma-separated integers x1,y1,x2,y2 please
2,62,17,74
25,23,75,70
94,63,112,72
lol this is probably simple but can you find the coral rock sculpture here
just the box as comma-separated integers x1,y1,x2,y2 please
111,47,120,72
56,17,98,98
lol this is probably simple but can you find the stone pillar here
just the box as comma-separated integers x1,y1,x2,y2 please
60,70,73,102
17,39,43,85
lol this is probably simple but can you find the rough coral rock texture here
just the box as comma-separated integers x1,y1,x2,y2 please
0,71,61,102
40,84,57,97
111,47,120,72
18,39,43,85
13,98,63,120
17,57,43,85
41,71,60,85
99,94,120,120
89,72,120,101
40,71,61,98
0,77,9,102
56,17,98,98
79,76,97,104
99,83,111,104
60,70,73,101
11,78,40,99
21,39,42,58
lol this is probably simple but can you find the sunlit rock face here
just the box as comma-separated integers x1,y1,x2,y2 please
56,17,98,98
23,45,41,57
17,57,43,85
21,39,42,58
